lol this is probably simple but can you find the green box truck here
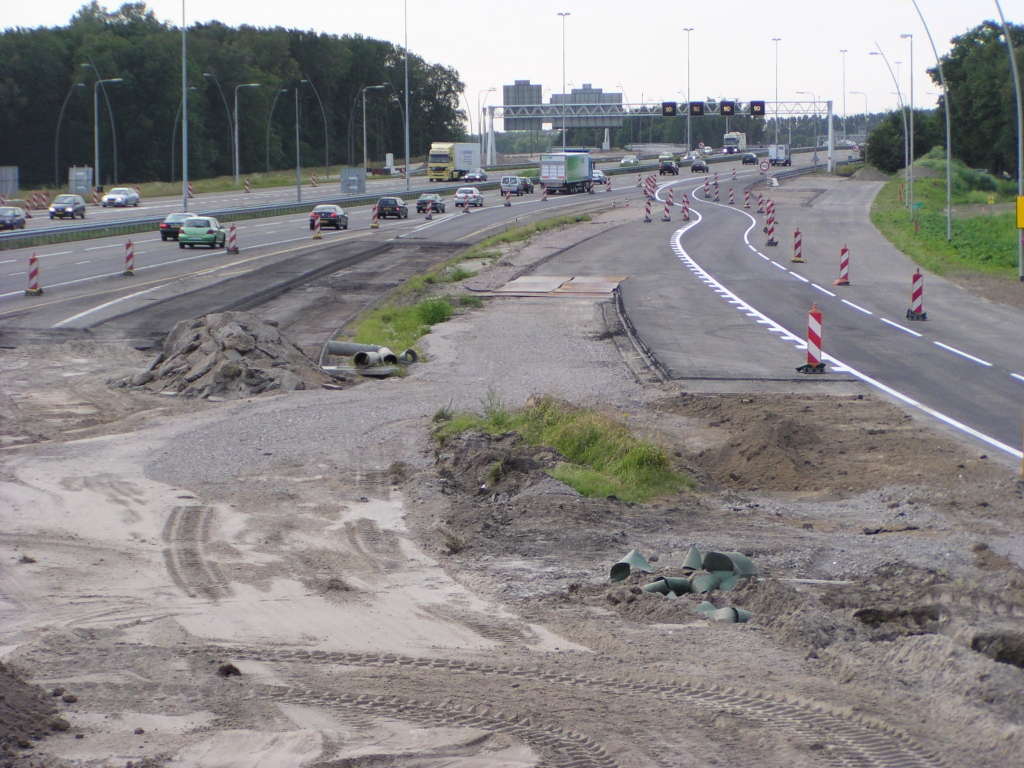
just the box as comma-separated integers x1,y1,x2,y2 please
539,151,594,194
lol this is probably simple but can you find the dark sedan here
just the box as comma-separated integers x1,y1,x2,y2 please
309,204,349,229
741,152,758,165
464,169,487,182
159,212,193,241
416,194,445,214
48,194,86,219
0,206,27,230
376,197,408,219
690,160,709,173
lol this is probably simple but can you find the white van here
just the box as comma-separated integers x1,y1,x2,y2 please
500,175,523,196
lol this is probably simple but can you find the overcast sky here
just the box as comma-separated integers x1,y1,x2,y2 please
4,0,1023,131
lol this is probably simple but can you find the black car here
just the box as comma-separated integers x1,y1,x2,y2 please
159,212,193,241
0,206,27,230
377,197,408,219
517,176,534,193
741,152,758,165
690,160,709,173
309,204,349,229
48,194,86,219
464,169,487,182
659,160,679,175
416,194,445,214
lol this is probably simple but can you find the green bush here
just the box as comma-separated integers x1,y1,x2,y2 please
416,298,453,325
459,295,483,308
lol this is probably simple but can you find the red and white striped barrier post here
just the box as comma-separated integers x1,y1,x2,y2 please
311,214,322,239
636,173,642,187
227,224,239,253
643,197,652,223
732,168,737,180
728,188,735,205
703,178,710,198
187,181,194,199
907,269,927,320
0,194,5,205
25,254,42,296
791,228,804,263
833,245,851,286
31,192,40,209
757,193,764,214
662,188,673,222
425,199,433,220
611,196,617,209
765,214,777,246
541,184,548,202
123,239,135,276
713,185,720,202
42,190,50,206
797,303,826,373
92,188,100,206
371,205,381,226
713,171,719,186
311,173,317,188
682,193,690,220
504,190,512,207
244,178,251,193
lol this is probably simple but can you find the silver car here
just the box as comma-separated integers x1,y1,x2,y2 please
101,187,141,207
454,187,484,207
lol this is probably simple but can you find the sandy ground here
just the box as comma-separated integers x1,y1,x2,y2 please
1,204,1023,768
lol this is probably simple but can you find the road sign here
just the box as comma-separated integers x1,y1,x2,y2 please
853,144,860,153
1017,197,1024,228
760,161,770,172
698,142,705,149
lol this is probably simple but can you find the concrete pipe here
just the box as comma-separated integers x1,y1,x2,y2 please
327,341,380,357
353,351,381,368
376,347,399,365
398,349,419,364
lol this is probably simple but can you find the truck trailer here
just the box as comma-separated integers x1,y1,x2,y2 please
539,151,594,194
427,142,480,182
768,144,791,166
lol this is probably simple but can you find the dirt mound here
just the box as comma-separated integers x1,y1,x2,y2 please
116,312,346,399
0,661,65,757
850,165,892,181
436,431,569,498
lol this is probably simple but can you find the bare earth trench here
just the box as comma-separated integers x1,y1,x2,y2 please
1,195,1023,768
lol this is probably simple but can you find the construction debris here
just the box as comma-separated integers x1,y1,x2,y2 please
115,311,345,399
610,549,654,582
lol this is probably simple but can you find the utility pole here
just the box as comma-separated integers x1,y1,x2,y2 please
684,28,694,152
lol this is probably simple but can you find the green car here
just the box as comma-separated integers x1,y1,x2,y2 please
177,217,226,249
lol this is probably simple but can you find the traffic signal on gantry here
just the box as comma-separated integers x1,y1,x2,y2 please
661,101,677,117
689,101,704,116
720,101,735,116
749,100,766,116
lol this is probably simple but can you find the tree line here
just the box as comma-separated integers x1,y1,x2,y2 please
0,2,467,189
866,21,1024,176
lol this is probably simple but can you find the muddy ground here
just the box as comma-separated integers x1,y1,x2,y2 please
1,207,1023,768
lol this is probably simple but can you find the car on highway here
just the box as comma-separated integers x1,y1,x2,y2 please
177,216,226,249
464,169,488,182
416,193,445,213
48,194,86,219
721,146,739,155
619,155,639,167
309,204,349,229
517,176,535,193
500,175,524,196
159,212,194,240
0,206,27,230
690,159,709,173
454,187,484,207
376,197,408,219
101,187,140,207
659,160,679,175
591,169,608,185
741,152,758,165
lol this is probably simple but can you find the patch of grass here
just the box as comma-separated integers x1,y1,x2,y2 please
437,525,467,554
354,297,451,351
871,170,1019,277
834,162,865,178
458,295,483,308
431,396,690,503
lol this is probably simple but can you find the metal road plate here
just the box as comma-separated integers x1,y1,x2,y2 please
552,276,627,294
494,276,572,293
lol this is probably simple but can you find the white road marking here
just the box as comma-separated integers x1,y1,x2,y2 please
0,259,15,265
1011,373,1024,383
771,261,786,270
789,271,809,282
84,243,120,251
812,284,836,297
933,341,992,367
75,260,91,265
841,298,873,315
881,317,923,337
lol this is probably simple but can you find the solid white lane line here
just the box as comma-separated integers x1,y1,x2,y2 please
880,317,923,337
841,298,873,315
812,284,836,297
0,259,14,265
789,271,809,282
1011,373,1024,383
41,251,73,257
933,341,992,367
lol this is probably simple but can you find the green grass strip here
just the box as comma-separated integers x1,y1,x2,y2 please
432,395,691,503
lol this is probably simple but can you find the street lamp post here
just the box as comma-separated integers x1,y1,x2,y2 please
296,80,312,202
266,87,287,172
850,91,868,133
362,84,386,174
902,34,914,220
203,72,234,178
234,82,261,185
871,47,909,208
994,0,1024,280
772,38,781,143
684,28,694,152
559,12,570,152
477,87,495,159
839,49,848,138
403,0,410,191
91,76,123,192
55,82,85,189
303,74,329,180
171,86,198,182
181,0,188,212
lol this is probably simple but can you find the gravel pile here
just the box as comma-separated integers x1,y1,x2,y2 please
116,311,341,399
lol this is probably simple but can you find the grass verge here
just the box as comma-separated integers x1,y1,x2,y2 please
432,395,690,503
872,156,1015,276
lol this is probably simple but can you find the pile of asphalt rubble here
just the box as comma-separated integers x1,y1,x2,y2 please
115,311,341,399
